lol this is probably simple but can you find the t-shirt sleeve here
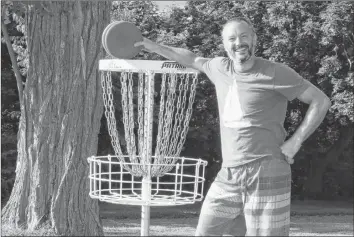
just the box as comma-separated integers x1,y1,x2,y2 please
202,57,225,85
273,63,310,101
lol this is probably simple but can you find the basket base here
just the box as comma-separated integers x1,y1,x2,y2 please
88,155,208,206
90,192,199,206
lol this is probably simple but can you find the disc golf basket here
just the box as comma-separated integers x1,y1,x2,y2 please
87,59,208,236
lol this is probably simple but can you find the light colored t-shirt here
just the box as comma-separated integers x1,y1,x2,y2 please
202,57,309,167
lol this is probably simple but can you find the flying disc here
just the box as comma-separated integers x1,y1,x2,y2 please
102,21,143,59
102,22,117,53
102,21,124,53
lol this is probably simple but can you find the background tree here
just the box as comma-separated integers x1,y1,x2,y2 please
259,1,353,198
1,1,110,235
302,1,354,198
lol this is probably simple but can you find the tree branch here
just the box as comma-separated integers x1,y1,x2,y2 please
1,18,24,105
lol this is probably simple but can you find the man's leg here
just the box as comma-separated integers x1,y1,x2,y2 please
195,167,245,236
223,214,247,236
244,157,291,236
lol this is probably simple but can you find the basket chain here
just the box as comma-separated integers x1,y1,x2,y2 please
154,73,177,170
155,73,198,176
176,72,198,155
101,72,129,170
101,70,198,177
169,73,187,156
138,72,145,163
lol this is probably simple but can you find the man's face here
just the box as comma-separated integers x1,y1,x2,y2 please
222,21,256,64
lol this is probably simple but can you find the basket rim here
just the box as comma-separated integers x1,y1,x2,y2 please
87,155,208,166
99,59,200,73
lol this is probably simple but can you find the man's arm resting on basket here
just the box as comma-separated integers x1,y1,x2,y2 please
281,80,331,164
134,38,208,73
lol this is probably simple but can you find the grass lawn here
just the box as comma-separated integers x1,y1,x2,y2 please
100,200,353,236
2,200,353,236
102,215,353,236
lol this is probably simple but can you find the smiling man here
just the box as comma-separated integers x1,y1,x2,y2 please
135,17,330,236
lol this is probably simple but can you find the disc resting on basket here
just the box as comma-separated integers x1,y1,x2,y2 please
102,21,143,59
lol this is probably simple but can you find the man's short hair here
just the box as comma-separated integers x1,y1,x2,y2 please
222,16,256,35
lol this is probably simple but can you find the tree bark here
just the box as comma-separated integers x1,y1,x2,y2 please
303,123,354,197
1,1,111,236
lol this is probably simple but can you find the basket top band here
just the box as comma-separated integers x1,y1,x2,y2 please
99,59,199,73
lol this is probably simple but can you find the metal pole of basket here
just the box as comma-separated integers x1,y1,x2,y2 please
141,71,154,236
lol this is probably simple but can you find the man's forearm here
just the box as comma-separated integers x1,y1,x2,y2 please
151,44,198,68
290,100,330,145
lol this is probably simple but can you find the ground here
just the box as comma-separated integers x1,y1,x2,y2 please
103,215,353,236
1,200,353,236
100,200,354,236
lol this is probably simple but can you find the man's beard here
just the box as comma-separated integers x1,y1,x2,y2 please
229,43,253,64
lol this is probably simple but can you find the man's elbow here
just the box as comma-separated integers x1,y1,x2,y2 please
311,93,331,113
321,95,331,112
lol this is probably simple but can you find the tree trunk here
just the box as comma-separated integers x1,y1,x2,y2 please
303,123,354,198
1,1,111,235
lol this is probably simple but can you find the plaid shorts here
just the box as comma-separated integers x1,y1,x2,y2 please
196,156,291,236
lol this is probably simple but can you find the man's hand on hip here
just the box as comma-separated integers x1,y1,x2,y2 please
280,137,302,165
